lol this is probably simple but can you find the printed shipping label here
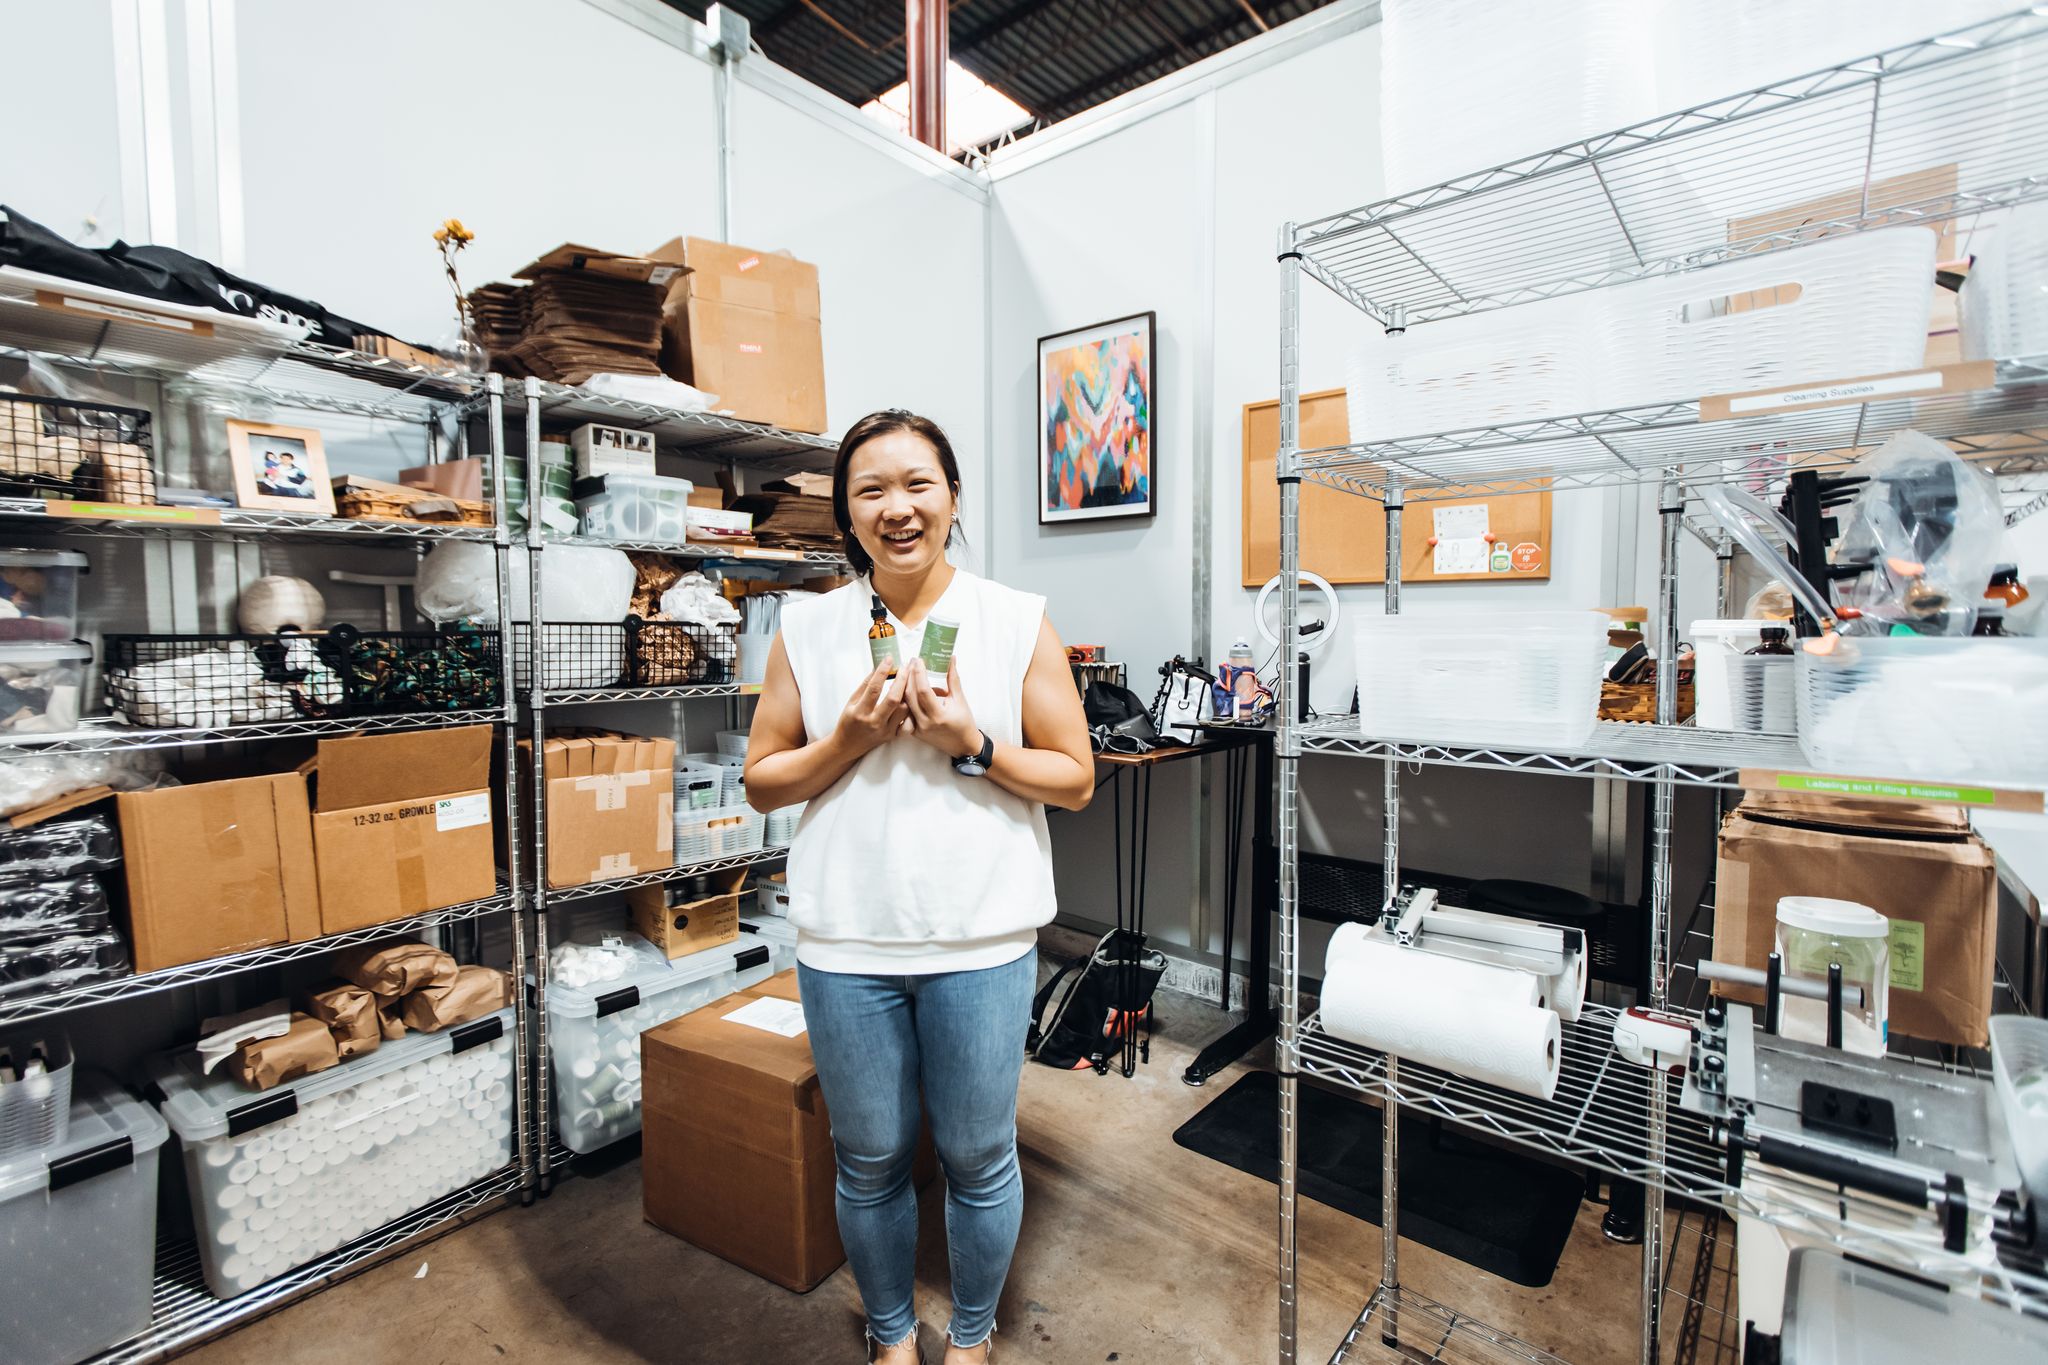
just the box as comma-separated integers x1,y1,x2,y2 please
724,996,807,1037
1889,920,1926,994
436,793,490,831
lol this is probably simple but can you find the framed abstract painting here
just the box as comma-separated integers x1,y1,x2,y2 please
1037,311,1155,524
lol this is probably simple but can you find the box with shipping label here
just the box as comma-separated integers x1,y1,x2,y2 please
642,981,933,1292
117,773,321,972
529,730,675,888
569,422,656,480
1712,792,1997,1047
309,726,497,933
649,236,826,435
629,866,745,960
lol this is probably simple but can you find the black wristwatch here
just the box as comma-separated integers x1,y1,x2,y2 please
952,730,995,777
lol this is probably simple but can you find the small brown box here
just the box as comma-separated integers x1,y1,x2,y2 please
1712,792,1997,1047
117,773,322,972
629,867,745,960
642,983,934,1291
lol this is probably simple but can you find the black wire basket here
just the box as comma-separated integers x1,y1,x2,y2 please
627,616,738,686
104,625,501,727
511,623,630,693
0,392,157,505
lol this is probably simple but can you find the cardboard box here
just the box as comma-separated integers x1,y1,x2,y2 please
309,726,497,933
649,237,826,435
528,730,675,888
569,422,656,480
629,866,745,960
1712,793,1998,1047
643,980,934,1291
117,773,321,972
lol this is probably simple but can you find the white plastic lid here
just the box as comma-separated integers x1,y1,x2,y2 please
0,549,87,569
148,1006,512,1142
0,641,92,663
548,937,751,1020
1776,896,1889,938
0,1075,167,1204
576,471,694,495
739,915,797,947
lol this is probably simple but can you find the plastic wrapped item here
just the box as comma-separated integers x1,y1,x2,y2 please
0,875,112,944
151,1008,516,1297
1832,431,2008,637
0,813,119,881
0,748,168,820
0,641,90,733
414,541,500,625
0,930,130,1000
574,471,695,543
0,548,86,641
104,635,343,729
658,572,741,629
548,931,667,992
1797,635,2048,784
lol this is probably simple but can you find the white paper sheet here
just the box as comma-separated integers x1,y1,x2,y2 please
723,996,808,1037
1433,538,1491,574
1431,504,1492,575
1432,504,1489,539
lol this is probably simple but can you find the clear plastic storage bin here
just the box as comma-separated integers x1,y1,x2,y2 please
0,1077,167,1365
674,758,725,813
674,804,764,864
1962,200,2048,362
0,641,90,733
150,1007,516,1298
1353,610,1607,749
1795,636,2048,786
0,548,87,642
684,751,747,807
574,471,695,543
765,802,805,846
715,728,749,759
0,1032,73,1159
739,915,799,973
548,937,777,1153
1991,1016,2048,1207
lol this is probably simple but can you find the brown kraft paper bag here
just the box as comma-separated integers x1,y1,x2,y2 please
400,964,512,1032
232,1013,341,1090
332,941,458,997
303,981,382,1060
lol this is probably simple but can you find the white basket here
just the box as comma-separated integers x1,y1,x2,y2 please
1962,201,2048,363
673,759,724,814
1347,295,1591,445
765,803,804,846
674,804,765,865
1353,611,1607,750
0,1034,73,1161
685,751,746,807
754,874,793,918
1602,229,1935,412
1795,636,2048,786
1992,1016,2048,1203
715,729,750,759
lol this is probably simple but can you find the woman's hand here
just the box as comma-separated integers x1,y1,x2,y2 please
833,661,910,757
904,657,982,759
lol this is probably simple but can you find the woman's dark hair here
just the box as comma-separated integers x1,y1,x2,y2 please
831,409,964,577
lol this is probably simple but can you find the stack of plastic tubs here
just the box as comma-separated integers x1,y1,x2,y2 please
548,936,778,1152
1353,610,1608,749
677,749,758,864
765,802,805,846
1796,636,2048,785
1963,201,2048,362
0,1077,167,1365
0,813,129,1005
151,1008,516,1298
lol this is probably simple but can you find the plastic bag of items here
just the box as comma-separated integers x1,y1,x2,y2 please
0,749,168,820
0,813,119,882
0,930,129,1001
107,636,343,729
550,931,666,992
0,876,113,945
1833,431,2008,637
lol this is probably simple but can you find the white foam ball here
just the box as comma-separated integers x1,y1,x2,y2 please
236,575,326,635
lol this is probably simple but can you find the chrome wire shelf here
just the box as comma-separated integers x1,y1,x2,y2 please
539,682,751,706
543,845,789,905
0,706,506,755
1294,9,2048,327
510,379,837,470
1295,1009,2048,1306
552,533,847,566
0,888,517,1029
0,497,499,544
1298,359,2048,501
91,1165,522,1365
1328,1285,1573,1364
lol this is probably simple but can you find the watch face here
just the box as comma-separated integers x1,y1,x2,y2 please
955,758,987,776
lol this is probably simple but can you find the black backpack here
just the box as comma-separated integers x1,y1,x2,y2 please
1026,928,1166,1072
1082,680,1171,755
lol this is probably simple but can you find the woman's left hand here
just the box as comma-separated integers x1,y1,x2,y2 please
904,657,982,760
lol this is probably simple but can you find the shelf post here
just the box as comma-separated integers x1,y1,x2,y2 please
1275,221,1304,1365
522,376,558,1194
1379,477,1402,1346
1641,476,1683,1365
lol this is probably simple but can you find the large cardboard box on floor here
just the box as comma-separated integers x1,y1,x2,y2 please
1712,792,1997,1046
643,971,935,1292
526,730,675,889
118,773,322,971
308,726,497,933
649,236,826,435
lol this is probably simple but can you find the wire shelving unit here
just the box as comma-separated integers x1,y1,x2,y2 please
1271,10,2048,1364
0,288,539,1361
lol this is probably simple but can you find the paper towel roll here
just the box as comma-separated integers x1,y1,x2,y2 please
1326,923,1545,1007
1545,941,1588,1023
1321,930,1562,1100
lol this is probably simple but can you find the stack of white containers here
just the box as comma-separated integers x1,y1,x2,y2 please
1,1079,167,1365
1962,200,2048,362
675,749,762,862
151,1009,517,1298
1353,610,1609,749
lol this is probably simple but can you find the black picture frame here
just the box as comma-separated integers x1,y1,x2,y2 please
1036,310,1156,525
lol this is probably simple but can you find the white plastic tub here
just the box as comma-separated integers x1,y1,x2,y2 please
765,802,805,846
1692,620,1795,734
675,804,764,865
1347,296,1592,444
151,1007,516,1298
574,471,695,543
673,758,724,814
0,641,90,733
548,937,778,1153
1962,201,2048,362
1795,636,2048,786
1353,610,1607,749
0,1077,166,1365
0,1032,73,1159
683,750,746,807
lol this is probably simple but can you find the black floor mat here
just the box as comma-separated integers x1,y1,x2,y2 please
1171,1070,1583,1287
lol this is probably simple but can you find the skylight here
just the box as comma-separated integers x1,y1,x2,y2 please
860,60,1033,153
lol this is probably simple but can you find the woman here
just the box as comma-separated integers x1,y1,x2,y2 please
745,410,1093,1365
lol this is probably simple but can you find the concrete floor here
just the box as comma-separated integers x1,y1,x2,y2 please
184,984,1724,1365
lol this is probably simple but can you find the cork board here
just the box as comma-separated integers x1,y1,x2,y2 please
1240,389,1552,586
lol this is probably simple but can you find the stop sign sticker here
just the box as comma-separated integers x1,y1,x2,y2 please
1511,542,1544,572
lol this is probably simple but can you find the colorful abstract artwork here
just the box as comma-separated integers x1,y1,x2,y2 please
1037,312,1156,524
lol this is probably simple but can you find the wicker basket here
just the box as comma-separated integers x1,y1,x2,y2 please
1599,678,1695,725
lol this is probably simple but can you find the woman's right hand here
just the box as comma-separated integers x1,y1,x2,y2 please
834,661,909,756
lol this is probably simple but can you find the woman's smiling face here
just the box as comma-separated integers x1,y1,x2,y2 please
845,428,958,579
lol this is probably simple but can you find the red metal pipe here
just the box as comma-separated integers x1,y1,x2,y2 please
906,0,948,150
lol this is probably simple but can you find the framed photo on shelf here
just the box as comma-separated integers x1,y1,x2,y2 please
226,420,335,516
1037,311,1155,524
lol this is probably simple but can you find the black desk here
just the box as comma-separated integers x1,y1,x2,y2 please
1092,726,1268,1080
